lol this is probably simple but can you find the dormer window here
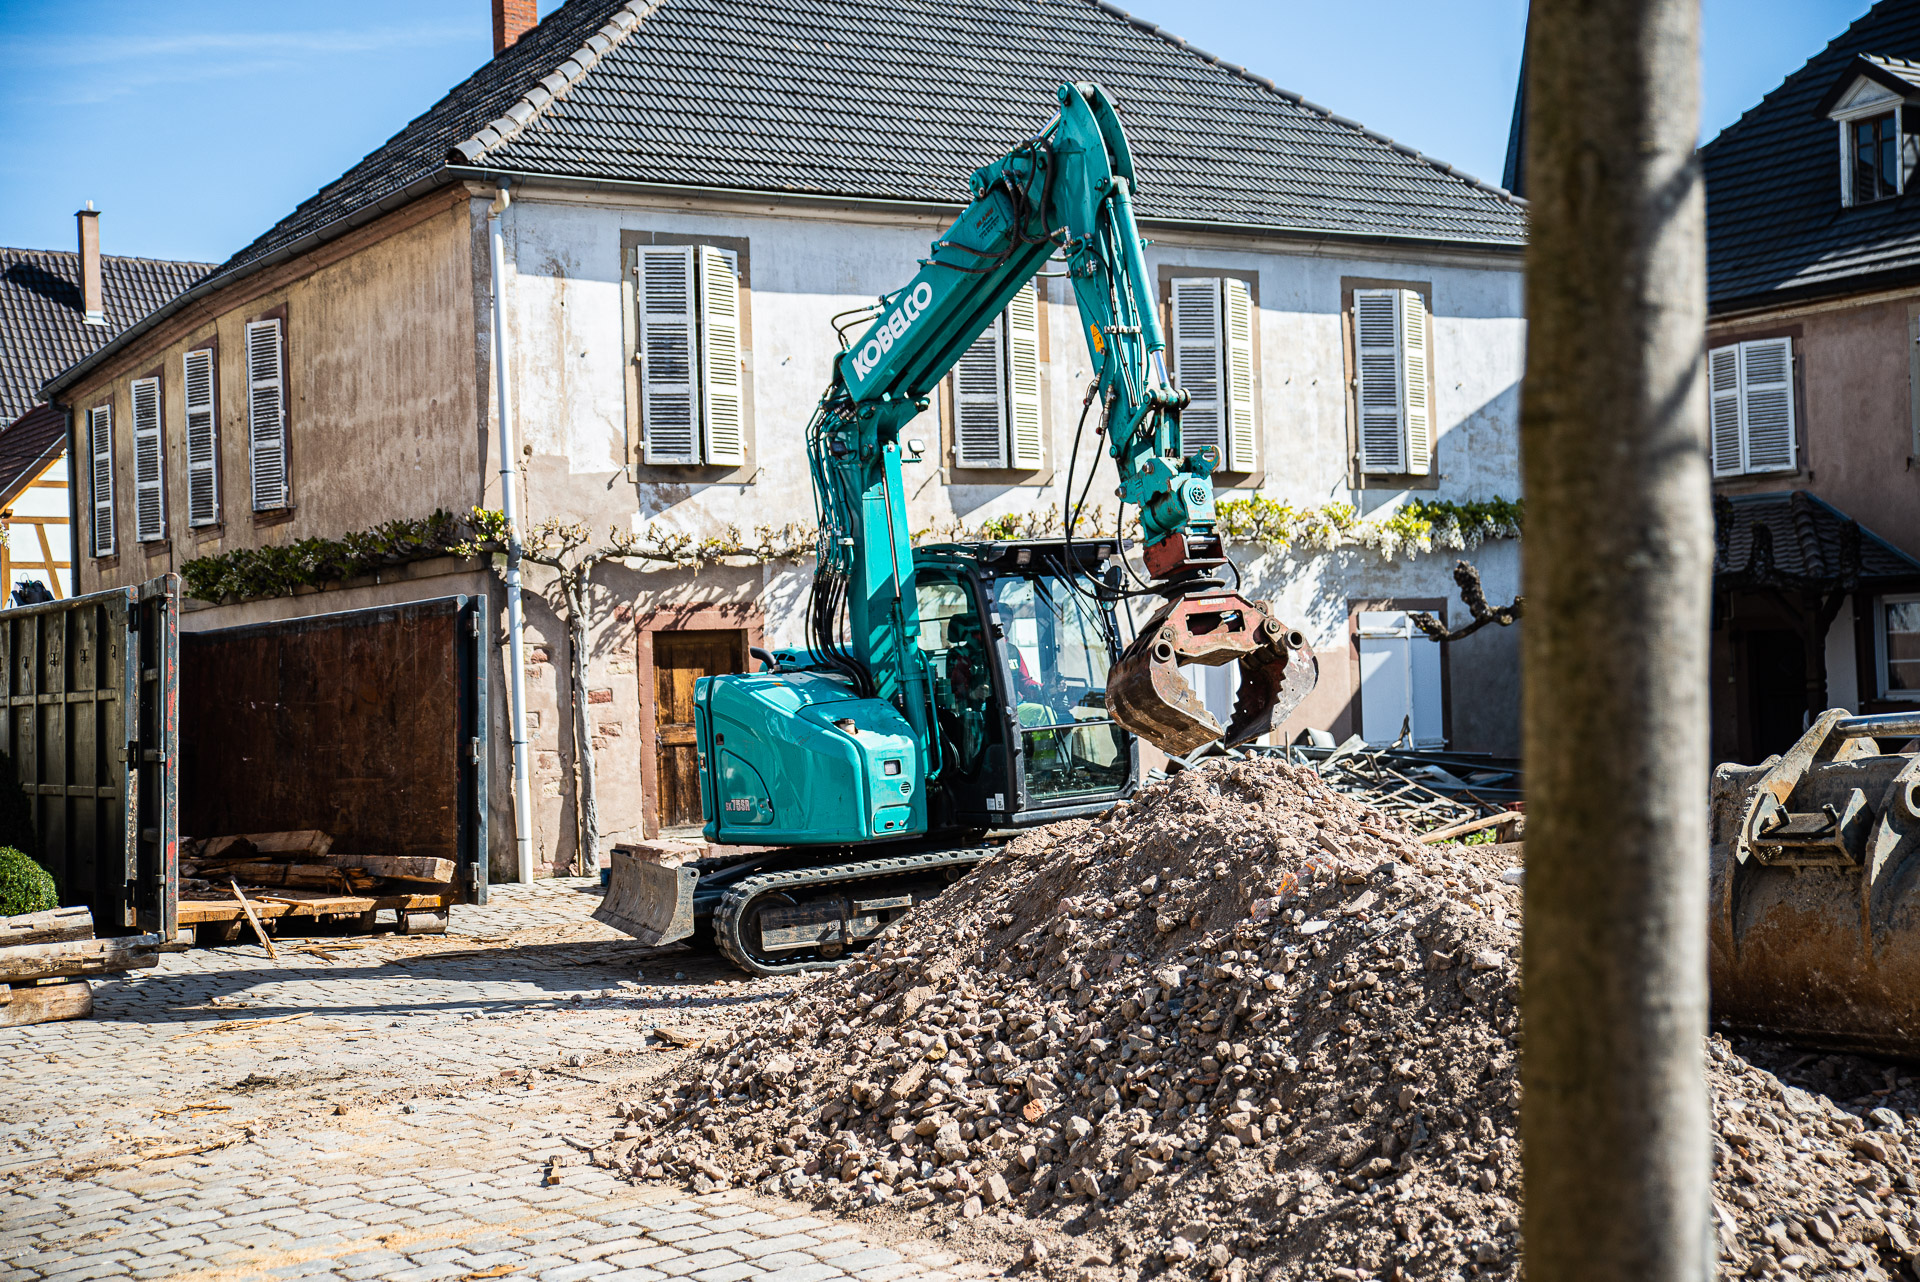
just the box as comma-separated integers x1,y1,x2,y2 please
1818,55,1920,207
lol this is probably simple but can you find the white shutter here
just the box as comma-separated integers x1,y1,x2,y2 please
1006,283,1043,469
1400,290,1432,475
1354,289,1405,473
131,376,164,543
1709,344,1743,477
183,348,219,526
1740,337,1797,472
638,246,698,465
1171,278,1224,460
87,404,114,558
697,246,745,466
952,315,1008,469
245,319,287,510
1221,278,1256,472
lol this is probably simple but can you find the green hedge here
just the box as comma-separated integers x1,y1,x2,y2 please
0,846,55,917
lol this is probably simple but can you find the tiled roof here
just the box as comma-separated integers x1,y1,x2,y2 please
216,0,1524,289
1714,490,1920,588
0,403,68,506
0,246,211,423
1702,1,1920,311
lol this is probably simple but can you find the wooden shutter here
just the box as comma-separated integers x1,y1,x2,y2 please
1354,289,1405,473
638,246,698,465
697,246,745,466
952,315,1008,469
1171,278,1224,459
87,404,114,558
1006,283,1043,469
131,376,164,542
245,319,287,510
1709,343,1743,477
1400,290,1432,475
1221,278,1256,471
183,348,219,526
1740,337,1797,472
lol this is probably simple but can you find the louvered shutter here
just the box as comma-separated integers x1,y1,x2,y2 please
131,376,164,542
183,348,219,526
245,319,287,510
952,315,1008,469
697,246,745,466
1006,283,1043,469
638,246,698,465
1709,344,1743,476
1171,278,1224,459
1400,291,1432,474
1740,337,1797,472
1221,279,1256,471
87,405,114,558
1354,289,1405,473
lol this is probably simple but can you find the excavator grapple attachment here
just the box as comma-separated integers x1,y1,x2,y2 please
1710,709,1920,1056
1107,592,1318,757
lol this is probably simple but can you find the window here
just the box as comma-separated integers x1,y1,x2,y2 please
183,348,219,526
1710,337,1797,477
1854,112,1902,203
130,376,165,542
245,318,288,510
86,404,113,558
636,245,744,466
1353,288,1432,476
951,283,1043,471
1357,609,1444,748
1170,277,1257,471
1877,595,1920,700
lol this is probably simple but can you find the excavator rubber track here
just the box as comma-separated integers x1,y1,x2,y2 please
713,848,990,976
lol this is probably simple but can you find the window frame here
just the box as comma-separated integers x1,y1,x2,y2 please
86,401,115,560
621,231,756,482
1875,592,1920,701
243,312,291,514
1708,336,1800,478
941,280,1051,484
129,371,167,545
182,342,221,529
1341,276,1437,490
1158,267,1262,484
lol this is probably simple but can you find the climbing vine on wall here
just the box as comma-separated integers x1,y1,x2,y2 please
179,497,1524,605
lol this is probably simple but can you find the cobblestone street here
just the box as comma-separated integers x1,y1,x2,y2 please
0,881,992,1282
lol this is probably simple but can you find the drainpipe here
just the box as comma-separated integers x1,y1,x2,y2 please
488,180,535,885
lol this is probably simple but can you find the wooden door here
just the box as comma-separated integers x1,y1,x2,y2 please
652,629,742,831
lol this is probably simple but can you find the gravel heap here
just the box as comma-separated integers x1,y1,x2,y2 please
590,757,1920,1281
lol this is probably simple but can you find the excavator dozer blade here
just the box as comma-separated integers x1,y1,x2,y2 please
1709,709,1920,1056
595,846,699,947
1108,591,1318,757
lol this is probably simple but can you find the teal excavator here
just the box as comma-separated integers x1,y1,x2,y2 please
599,84,1317,974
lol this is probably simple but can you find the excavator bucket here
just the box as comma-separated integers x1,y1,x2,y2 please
1709,709,1920,1056
1108,591,1318,757
595,846,699,947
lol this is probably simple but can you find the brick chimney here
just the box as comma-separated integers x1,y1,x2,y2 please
76,203,105,326
493,0,538,54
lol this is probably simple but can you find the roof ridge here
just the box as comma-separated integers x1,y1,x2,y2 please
1083,0,1528,208
450,0,664,165
0,245,216,269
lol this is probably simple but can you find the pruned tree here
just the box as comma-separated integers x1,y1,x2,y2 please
1409,559,1524,643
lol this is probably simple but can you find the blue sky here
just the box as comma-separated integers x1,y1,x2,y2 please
0,0,1877,265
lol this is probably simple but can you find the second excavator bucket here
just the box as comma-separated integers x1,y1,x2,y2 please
1709,709,1920,1056
1107,591,1318,757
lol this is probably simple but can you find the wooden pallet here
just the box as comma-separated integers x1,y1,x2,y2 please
179,890,451,942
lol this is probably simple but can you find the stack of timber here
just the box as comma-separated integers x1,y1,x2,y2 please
0,907,154,1027
179,830,456,939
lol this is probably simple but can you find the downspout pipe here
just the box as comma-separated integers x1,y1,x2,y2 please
488,180,535,885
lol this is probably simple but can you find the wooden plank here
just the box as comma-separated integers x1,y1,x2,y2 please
198,830,333,861
211,863,376,893
0,979,92,1027
312,854,454,885
176,890,449,925
0,906,93,947
0,936,159,982
228,881,277,959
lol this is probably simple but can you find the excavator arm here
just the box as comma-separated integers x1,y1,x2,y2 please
806,82,1316,757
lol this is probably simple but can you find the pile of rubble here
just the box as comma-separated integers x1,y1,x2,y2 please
593,759,1920,1281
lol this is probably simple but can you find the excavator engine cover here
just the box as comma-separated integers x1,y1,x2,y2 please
1710,709,1920,1056
1108,591,1317,756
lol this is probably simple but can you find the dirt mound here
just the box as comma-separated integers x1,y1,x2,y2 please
589,757,1920,1280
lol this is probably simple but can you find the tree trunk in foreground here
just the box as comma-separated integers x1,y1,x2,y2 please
1520,1,1713,1279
